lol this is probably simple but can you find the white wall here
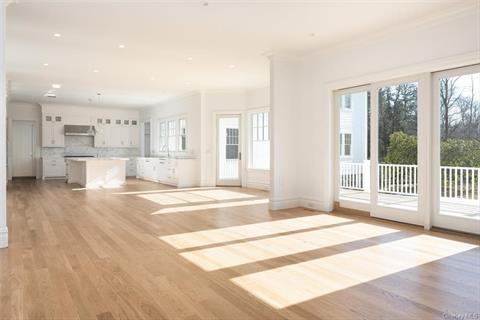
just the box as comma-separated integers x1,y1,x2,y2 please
6,102,42,179
0,3,7,248
142,93,201,158
271,6,480,211
42,103,140,125
142,88,270,189
200,88,270,188
269,55,301,209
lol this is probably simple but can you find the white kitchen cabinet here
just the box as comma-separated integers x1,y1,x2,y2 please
42,157,66,179
126,158,137,177
136,157,160,182
42,114,65,147
94,118,107,147
136,157,198,188
129,120,140,148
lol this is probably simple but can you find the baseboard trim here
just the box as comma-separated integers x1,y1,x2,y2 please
299,198,332,212
246,182,270,191
0,226,8,249
269,198,300,210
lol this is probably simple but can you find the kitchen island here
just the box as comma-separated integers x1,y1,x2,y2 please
66,158,128,188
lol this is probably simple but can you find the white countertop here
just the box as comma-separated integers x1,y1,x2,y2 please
137,156,197,160
66,157,129,162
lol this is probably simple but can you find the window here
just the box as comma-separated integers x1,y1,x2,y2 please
343,95,351,109
250,111,270,169
226,128,239,159
168,120,177,151
340,133,352,157
159,121,166,151
344,133,352,156
178,119,187,152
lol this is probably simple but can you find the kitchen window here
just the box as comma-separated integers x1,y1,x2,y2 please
250,111,270,170
168,120,177,151
178,118,187,152
159,121,166,151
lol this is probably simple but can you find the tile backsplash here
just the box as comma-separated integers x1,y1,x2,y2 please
41,136,139,158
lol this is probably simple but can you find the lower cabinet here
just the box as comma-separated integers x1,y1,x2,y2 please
126,158,137,177
136,157,198,188
42,158,66,179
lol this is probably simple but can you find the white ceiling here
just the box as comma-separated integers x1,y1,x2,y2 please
6,0,468,108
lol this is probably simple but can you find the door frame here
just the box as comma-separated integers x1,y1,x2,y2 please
370,73,431,227
215,113,243,186
334,84,372,212
334,75,431,226
431,64,480,234
11,120,36,178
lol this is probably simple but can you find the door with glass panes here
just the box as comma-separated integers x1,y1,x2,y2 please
217,114,242,186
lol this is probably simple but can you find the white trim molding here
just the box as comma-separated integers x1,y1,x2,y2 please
299,198,333,212
269,197,300,211
0,227,7,248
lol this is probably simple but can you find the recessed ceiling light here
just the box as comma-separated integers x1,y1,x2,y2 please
119,44,125,49
53,33,61,37
187,57,193,61
52,84,61,89
93,69,99,73
43,63,49,66
150,76,156,81
229,64,236,68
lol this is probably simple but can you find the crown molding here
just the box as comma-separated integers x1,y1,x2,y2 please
301,1,479,60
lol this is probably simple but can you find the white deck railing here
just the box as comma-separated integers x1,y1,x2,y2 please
340,162,480,200
340,162,365,190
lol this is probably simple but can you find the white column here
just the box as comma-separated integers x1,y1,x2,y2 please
0,3,8,248
269,54,301,210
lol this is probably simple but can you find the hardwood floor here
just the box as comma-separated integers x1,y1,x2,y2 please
1,178,479,320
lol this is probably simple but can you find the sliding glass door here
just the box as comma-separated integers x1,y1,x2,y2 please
370,76,427,225
432,65,480,234
335,87,371,211
336,76,428,226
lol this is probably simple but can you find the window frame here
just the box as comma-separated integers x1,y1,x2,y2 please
248,109,270,170
156,114,188,154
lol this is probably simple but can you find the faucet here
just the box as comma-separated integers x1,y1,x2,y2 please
161,144,170,158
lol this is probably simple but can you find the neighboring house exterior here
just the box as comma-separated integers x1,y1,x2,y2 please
339,92,368,164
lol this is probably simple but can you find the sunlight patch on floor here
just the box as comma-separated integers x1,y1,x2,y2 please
231,235,478,309
151,198,269,215
181,223,399,271
113,187,218,195
138,193,188,205
160,214,353,249
188,189,257,201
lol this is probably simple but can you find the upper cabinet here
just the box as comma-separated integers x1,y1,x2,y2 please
94,117,139,148
42,114,65,147
41,104,140,149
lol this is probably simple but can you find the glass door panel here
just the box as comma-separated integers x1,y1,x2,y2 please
377,82,419,211
433,66,480,234
337,89,371,209
217,115,241,186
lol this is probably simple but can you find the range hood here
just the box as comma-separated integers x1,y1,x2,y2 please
64,125,96,136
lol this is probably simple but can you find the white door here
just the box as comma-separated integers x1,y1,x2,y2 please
217,114,242,186
12,120,35,177
370,75,428,226
432,65,480,234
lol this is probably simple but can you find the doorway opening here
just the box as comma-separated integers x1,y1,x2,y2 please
11,120,36,178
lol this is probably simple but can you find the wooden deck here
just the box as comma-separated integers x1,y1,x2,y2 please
1,178,479,319
341,189,480,219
